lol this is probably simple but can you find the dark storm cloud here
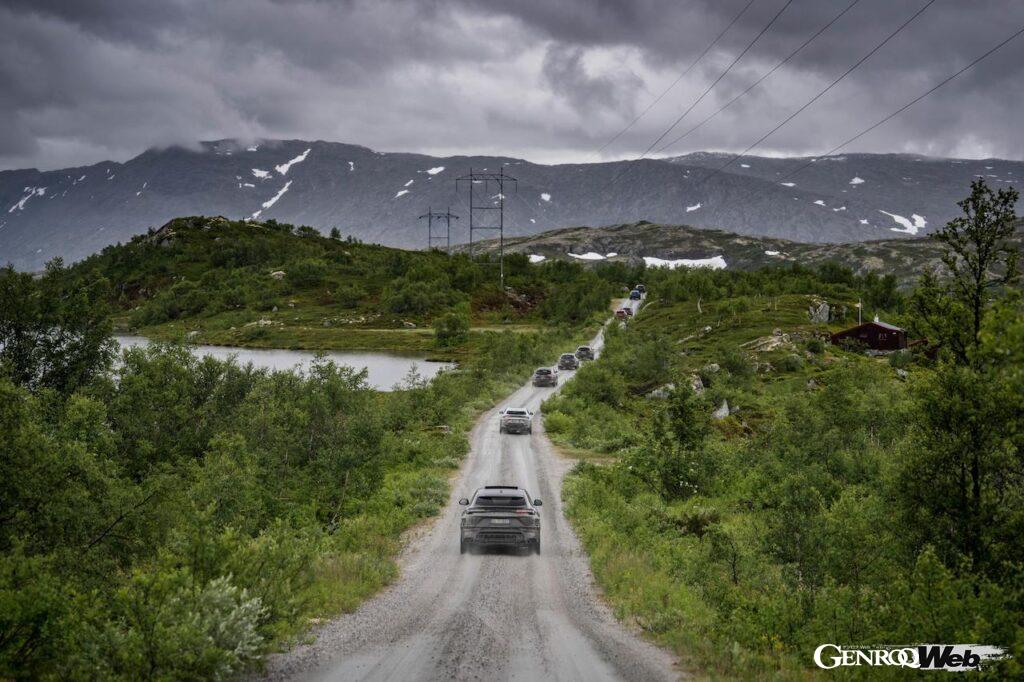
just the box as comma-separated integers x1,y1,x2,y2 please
2,0,1023,170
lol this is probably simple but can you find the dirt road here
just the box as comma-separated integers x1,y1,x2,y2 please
259,298,677,681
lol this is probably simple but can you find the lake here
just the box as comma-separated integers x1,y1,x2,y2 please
115,336,454,391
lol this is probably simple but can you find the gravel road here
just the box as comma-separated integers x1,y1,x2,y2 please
258,298,678,681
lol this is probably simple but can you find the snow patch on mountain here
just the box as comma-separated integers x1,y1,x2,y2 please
540,193,551,202
849,177,865,185
251,180,292,218
252,169,270,179
404,180,414,187
394,189,409,199
348,161,355,172
814,200,826,207
878,210,926,235
424,166,445,175
275,149,311,175
528,254,546,263
9,187,46,213
643,255,727,270
568,251,605,261
686,203,701,212
780,182,795,187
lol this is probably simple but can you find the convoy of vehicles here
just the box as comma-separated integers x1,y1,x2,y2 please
499,407,534,434
557,353,580,370
575,345,594,361
531,367,558,387
459,486,543,554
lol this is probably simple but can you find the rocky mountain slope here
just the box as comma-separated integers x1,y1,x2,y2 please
472,220,1024,287
1,139,1019,270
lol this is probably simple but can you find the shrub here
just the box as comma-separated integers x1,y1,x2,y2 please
806,338,824,354
888,349,912,369
777,353,805,372
433,312,470,348
286,259,329,288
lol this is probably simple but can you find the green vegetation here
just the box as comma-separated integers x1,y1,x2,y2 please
68,215,622,356
0,221,618,678
549,181,1024,677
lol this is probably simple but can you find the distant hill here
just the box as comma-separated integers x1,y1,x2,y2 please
1,138,1019,270
469,220,1024,287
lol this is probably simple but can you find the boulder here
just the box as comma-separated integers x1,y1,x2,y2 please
647,383,675,400
186,330,200,340
402,321,417,329
712,399,730,420
270,270,286,280
689,374,704,393
808,300,830,323
702,363,720,375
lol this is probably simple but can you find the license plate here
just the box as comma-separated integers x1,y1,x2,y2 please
491,519,510,525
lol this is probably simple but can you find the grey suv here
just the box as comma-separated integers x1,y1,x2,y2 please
499,407,533,434
532,367,558,387
575,345,594,361
557,353,580,370
459,486,543,554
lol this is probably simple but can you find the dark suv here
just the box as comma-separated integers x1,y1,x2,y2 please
575,345,594,361
532,367,558,387
459,486,542,554
557,353,580,370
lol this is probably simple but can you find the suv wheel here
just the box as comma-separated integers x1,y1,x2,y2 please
460,537,467,555
534,538,541,555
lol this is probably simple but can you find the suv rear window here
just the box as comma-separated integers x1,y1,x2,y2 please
474,495,526,507
561,354,575,359
535,368,551,375
506,409,528,416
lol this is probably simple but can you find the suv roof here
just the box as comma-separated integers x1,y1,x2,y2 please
560,352,576,358
577,345,591,350
535,367,552,373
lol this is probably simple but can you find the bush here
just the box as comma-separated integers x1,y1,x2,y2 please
286,259,329,288
806,338,824,354
433,312,470,348
888,349,912,369
777,353,804,372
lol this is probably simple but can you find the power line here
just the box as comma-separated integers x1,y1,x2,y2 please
777,23,1024,184
637,0,796,161
692,0,936,187
654,0,862,156
600,0,796,195
596,0,758,156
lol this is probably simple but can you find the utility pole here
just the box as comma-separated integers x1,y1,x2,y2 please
418,207,459,253
456,168,517,288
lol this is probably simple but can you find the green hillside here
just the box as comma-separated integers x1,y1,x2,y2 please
64,216,624,356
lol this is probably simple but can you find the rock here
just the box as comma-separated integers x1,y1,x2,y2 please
773,327,783,336
689,374,704,393
186,330,200,340
402,321,417,329
272,305,278,312
288,303,295,308
758,362,774,373
323,319,332,327
896,368,909,379
702,363,720,374
702,325,713,333
806,378,818,390
808,300,830,323
270,270,286,280
712,399,730,420
647,383,675,400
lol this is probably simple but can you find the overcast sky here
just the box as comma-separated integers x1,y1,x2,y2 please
3,0,1023,171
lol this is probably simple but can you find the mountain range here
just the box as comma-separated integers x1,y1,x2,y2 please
1,138,1020,270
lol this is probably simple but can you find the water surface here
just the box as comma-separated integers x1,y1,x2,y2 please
115,336,453,391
